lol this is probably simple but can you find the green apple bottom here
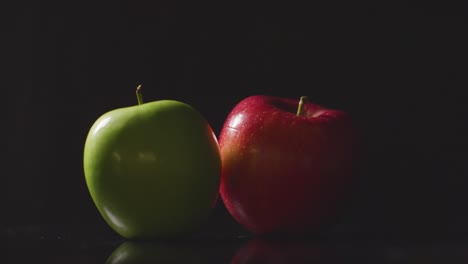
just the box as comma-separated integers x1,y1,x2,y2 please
83,90,221,240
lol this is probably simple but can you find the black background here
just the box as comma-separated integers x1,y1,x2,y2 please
7,1,467,242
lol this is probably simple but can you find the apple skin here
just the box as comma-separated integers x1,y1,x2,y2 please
83,99,221,240
219,95,361,235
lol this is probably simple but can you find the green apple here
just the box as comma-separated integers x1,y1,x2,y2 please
83,86,221,240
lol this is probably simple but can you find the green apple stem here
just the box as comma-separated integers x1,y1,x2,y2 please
296,96,309,116
136,84,144,105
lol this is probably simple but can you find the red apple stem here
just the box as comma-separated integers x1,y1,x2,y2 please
296,96,309,116
136,84,144,105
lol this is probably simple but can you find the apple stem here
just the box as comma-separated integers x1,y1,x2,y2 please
296,96,309,116
136,84,144,105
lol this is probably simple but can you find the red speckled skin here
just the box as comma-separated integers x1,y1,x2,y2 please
219,95,361,235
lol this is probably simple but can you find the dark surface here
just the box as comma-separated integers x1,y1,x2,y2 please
6,223,468,263
7,1,468,262
7,238,468,264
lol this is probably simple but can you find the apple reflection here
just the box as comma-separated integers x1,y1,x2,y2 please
230,237,468,264
106,240,237,264
230,238,337,264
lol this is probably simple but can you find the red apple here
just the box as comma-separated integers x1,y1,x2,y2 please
218,95,361,235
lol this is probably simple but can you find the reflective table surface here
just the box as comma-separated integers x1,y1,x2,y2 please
6,224,468,263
